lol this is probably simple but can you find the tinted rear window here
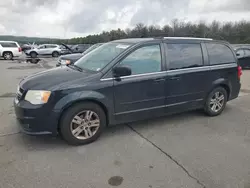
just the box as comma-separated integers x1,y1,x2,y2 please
167,43,203,70
206,43,235,65
0,42,17,47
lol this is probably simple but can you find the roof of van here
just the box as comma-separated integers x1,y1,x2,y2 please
112,37,215,44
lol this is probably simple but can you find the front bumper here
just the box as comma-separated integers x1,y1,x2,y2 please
14,99,60,135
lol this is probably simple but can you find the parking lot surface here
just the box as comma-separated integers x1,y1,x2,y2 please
1,58,250,188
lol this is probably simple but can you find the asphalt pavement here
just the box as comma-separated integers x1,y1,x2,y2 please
1,57,250,188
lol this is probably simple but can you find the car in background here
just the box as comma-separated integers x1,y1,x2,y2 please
232,44,250,50
60,44,92,55
56,43,104,67
21,43,38,53
71,44,91,53
25,44,61,58
235,47,250,69
21,44,32,52
0,41,22,60
60,44,74,55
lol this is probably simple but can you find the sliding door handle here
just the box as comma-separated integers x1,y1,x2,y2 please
169,76,181,80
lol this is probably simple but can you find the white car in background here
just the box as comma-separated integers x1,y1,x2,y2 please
25,44,62,58
0,41,22,60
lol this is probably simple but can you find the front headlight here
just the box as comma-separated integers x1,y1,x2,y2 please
25,90,51,105
60,59,71,65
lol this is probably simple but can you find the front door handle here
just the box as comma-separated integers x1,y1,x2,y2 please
169,76,181,80
154,78,166,82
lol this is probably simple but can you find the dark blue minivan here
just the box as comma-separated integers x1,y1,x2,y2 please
14,37,241,145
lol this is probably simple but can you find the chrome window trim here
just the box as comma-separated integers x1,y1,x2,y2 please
100,71,167,81
100,63,237,81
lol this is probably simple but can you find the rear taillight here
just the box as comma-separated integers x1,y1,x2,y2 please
18,47,22,52
238,66,242,79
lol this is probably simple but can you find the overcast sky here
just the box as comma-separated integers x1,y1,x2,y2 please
0,0,249,38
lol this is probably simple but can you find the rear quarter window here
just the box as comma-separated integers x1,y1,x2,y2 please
206,43,235,65
0,42,17,47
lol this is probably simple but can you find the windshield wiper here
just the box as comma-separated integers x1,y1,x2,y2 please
67,64,83,72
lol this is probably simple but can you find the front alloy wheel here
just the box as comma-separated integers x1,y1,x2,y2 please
60,102,106,145
70,110,100,140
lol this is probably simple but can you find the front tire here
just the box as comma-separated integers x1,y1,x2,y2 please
3,52,13,60
204,87,227,116
52,51,59,57
60,102,106,145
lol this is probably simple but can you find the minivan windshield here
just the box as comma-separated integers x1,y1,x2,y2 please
82,43,103,55
74,42,131,71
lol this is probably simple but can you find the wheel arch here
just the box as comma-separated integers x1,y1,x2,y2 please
219,84,230,100
2,51,13,57
29,51,38,55
52,51,60,56
210,78,232,100
57,98,109,132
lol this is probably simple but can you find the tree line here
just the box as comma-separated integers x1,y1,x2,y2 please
1,19,250,45
64,19,250,44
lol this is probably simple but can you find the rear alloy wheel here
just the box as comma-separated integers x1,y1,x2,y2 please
3,52,13,60
60,102,106,145
52,51,59,57
204,87,227,116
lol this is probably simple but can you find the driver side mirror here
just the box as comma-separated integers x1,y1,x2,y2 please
236,53,240,57
112,66,132,78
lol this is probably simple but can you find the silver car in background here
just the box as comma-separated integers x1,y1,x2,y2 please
25,44,61,58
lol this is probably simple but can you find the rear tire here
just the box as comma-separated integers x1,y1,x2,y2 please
52,51,59,57
3,52,13,60
30,52,37,58
204,87,228,116
60,102,106,145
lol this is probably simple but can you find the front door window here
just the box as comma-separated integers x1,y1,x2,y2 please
119,45,162,75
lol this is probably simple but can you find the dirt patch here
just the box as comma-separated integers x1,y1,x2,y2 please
114,160,122,166
8,58,53,69
8,63,52,70
0,93,16,98
108,176,124,186
241,89,250,93
13,58,41,64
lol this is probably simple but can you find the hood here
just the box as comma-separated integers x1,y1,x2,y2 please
19,66,96,91
60,53,83,62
